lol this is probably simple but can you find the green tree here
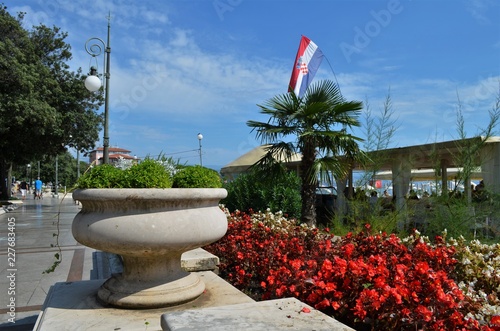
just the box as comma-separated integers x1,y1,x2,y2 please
247,80,365,226
42,152,82,189
223,166,302,218
0,6,102,199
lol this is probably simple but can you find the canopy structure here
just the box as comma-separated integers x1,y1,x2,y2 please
373,167,483,181
342,136,500,215
220,145,301,180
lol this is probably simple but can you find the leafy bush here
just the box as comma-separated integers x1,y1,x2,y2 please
122,159,172,188
222,168,301,219
77,159,172,188
205,210,500,330
76,164,124,188
172,165,222,188
332,197,400,236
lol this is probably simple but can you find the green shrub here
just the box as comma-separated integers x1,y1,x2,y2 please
222,168,301,218
76,159,172,188
76,164,124,188
172,165,222,188
123,159,172,188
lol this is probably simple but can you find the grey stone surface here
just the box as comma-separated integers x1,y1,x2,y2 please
161,297,355,331
92,248,219,280
181,247,219,272
34,271,256,331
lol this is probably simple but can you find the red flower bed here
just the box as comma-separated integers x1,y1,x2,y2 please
205,210,498,330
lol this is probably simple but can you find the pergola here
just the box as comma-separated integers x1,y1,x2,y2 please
336,136,500,212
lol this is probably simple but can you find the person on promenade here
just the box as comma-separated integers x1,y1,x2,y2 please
34,177,43,199
20,180,29,200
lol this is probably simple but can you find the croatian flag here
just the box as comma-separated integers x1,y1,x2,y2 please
288,36,324,98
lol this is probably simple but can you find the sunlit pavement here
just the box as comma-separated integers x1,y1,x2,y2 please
0,194,94,330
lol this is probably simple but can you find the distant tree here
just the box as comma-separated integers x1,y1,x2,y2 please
247,80,365,226
358,91,398,187
12,151,89,191
0,6,102,199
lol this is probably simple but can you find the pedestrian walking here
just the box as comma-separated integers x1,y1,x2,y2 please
35,177,43,199
20,180,29,200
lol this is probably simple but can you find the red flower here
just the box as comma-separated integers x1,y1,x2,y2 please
415,305,433,322
342,243,355,258
415,261,430,275
204,209,485,331
315,298,330,309
290,259,303,270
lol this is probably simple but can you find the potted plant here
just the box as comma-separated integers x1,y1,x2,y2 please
72,160,227,309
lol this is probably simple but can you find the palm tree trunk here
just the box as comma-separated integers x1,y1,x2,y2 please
300,142,317,227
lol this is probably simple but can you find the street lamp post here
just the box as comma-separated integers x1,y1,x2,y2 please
29,164,32,191
69,134,80,179
197,133,203,166
26,164,31,192
85,13,111,164
76,150,81,179
54,155,58,197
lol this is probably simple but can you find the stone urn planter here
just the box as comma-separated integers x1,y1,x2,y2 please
72,188,228,309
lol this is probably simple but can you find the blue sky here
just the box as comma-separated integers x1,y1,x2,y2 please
4,0,500,170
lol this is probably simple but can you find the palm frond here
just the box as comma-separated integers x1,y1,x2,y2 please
305,80,344,105
249,142,297,181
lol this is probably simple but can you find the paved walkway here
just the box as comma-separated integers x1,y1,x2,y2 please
0,194,95,330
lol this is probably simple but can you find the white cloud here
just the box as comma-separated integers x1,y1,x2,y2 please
465,0,496,25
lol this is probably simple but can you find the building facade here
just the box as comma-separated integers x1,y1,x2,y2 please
88,147,138,165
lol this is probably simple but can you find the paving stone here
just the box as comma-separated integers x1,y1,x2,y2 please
161,297,355,331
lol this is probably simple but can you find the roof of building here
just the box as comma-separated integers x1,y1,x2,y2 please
91,147,132,153
108,154,138,160
355,136,500,171
220,145,301,176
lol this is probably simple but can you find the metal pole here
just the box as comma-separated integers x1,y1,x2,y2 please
84,14,112,164
197,133,203,166
29,165,32,192
55,155,58,197
103,13,111,164
199,140,202,166
77,150,80,178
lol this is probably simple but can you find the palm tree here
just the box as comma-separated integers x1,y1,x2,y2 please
247,79,365,226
